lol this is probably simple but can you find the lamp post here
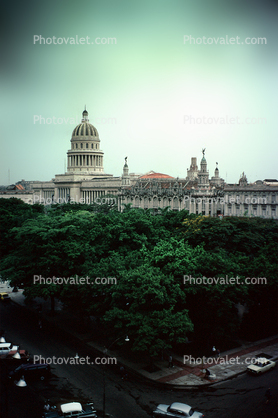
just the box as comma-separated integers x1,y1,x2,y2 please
103,335,129,418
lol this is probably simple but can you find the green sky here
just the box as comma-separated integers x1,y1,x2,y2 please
1,0,277,184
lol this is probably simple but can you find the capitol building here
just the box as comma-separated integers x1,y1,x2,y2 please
1,109,278,219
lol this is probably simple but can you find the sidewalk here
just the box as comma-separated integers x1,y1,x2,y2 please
3,283,278,389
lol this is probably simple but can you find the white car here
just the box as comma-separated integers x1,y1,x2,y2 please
247,357,276,375
153,402,204,417
0,342,19,357
43,401,97,418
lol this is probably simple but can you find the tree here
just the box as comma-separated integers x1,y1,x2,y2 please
0,197,43,259
0,210,95,312
1,201,277,351
102,265,193,356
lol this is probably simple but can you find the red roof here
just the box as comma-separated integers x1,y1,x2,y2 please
139,171,174,179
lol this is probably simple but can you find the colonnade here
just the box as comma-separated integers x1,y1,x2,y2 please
68,155,103,168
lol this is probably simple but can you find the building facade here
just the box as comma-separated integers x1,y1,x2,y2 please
31,110,129,205
1,109,277,219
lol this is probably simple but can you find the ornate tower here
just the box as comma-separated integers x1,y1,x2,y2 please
122,157,130,186
186,157,198,180
210,162,224,186
197,148,209,187
67,109,104,174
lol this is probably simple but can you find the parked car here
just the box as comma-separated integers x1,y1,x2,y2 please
0,292,10,302
153,402,204,417
0,342,19,357
247,357,276,375
43,401,97,418
2,349,31,367
8,362,50,381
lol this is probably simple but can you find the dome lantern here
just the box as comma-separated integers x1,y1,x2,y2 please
82,108,89,122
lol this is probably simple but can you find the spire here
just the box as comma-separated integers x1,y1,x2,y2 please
200,149,207,170
215,162,219,178
122,157,130,186
198,149,209,187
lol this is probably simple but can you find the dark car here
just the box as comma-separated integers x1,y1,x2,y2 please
9,362,50,381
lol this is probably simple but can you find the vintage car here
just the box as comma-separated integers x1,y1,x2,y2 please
9,362,51,381
1,349,30,366
0,342,19,357
0,292,10,302
153,402,204,417
43,401,97,418
247,357,276,375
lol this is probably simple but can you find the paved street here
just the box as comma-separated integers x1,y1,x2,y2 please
5,285,278,387
1,300,278,418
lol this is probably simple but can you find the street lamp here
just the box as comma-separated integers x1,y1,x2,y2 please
103,335,129,418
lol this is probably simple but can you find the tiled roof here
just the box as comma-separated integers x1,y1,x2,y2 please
139,171,174,179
